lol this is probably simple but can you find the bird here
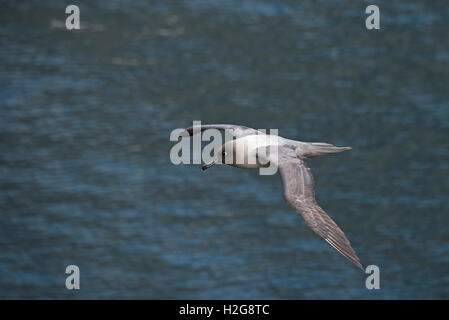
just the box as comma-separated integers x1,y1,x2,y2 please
181,124,362,269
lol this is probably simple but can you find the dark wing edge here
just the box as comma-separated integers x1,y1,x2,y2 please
182,124,263,138
278,158,363,269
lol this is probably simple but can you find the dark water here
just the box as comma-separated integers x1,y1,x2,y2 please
1,0,449,299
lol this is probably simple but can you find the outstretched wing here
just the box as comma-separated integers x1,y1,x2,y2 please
278,158,363,269
182,124,263,139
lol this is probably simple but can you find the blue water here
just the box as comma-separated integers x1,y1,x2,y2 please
1,0,449,299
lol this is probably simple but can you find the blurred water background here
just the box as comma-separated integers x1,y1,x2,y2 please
1,0,449,299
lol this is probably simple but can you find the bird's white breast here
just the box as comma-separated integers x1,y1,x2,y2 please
233,134,281,168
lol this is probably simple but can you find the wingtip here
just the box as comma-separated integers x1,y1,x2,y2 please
347,257,363,270
344,258,363,270
180,129,191,137
348,254,363,270
180,126,199,137
324,238,362,270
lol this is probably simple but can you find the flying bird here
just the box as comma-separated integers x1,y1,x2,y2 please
182,124,362,269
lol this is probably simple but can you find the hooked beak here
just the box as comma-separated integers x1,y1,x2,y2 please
202,161,216,171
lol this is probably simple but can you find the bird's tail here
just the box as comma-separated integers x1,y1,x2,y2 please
296,142,352,158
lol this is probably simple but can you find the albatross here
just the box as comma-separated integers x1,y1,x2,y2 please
182,124,362,269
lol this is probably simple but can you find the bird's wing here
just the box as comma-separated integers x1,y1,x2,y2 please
277,157,362,269
182,124,264,139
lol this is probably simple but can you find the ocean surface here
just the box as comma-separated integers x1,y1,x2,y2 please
1,0,448,299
